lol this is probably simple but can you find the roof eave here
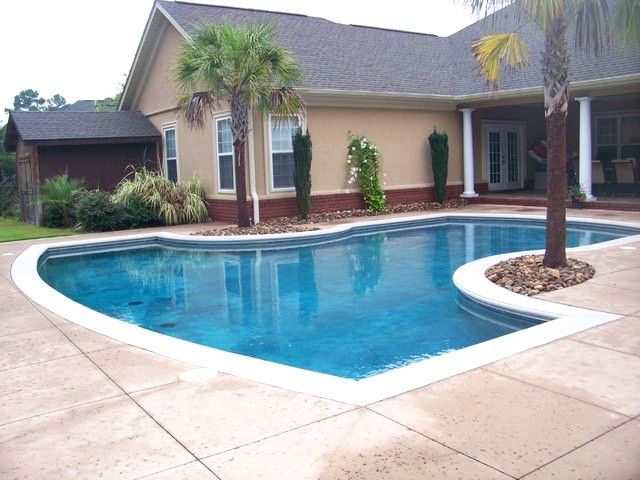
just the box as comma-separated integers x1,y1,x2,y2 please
302,73,640,109
21,136,161,147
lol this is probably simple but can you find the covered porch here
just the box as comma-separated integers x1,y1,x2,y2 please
457,89,640,208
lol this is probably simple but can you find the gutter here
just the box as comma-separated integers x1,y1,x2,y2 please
247,109,260,224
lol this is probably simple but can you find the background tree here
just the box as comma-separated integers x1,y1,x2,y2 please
174,22,304,227
466,0,638,267
44,94,67,111
4,89,67,112
7,89,45,112
0,123,17,181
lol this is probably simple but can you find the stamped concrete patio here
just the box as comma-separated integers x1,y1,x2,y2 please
1,206,639,480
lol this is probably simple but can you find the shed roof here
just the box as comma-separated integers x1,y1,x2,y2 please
4,111,160,151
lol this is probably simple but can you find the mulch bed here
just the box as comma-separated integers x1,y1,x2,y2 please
194,199,468,236
485,254,595,296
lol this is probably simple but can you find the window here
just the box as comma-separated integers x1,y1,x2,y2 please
216,117,235,191
596,113,640,163
270,116,300,189
162,126,178,182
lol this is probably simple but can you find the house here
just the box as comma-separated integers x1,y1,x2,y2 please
119,0,639,223
59,99,118,112
3,111,160,224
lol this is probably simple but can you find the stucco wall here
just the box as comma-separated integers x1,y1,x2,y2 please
303,107,463,197
135,24,182,115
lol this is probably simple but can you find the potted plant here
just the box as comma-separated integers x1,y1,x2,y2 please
567,184,586,208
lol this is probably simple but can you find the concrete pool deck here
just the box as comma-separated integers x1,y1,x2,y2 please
1,205,639,479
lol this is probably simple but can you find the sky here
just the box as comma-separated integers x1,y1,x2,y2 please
0,0,478,124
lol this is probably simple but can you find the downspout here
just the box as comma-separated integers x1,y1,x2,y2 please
247,109,260,224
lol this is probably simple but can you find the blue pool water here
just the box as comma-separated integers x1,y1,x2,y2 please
38,218,636,379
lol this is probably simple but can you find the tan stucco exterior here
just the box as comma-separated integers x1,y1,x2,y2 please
305,107,463,196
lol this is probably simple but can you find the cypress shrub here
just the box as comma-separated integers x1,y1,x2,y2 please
292,128,312,219
428,129,449,203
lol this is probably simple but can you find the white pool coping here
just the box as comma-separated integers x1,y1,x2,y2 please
11,212,640,406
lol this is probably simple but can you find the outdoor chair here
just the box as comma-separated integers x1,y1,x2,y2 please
591,160,610,196
612,158,639,196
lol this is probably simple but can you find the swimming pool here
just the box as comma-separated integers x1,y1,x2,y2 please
36,216,638,380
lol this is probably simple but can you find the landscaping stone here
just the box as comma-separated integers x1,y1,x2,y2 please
485,254,595,296
194,199,468,236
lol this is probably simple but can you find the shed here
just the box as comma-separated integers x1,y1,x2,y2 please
3,111,161,224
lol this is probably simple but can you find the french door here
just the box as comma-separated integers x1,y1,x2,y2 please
485,123,524,191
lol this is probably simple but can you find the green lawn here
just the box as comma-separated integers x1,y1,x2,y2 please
0,218,74,243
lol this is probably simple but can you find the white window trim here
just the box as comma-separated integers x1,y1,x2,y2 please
161,122,179,182
214,113,235,193
594,111,640,160
265,114,304,193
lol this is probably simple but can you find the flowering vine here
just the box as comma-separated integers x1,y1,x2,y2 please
346,135,386,212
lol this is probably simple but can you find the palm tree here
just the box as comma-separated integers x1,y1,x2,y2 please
466,0,638,267
174,23,304,227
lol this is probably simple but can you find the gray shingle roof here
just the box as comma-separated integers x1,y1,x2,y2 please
59,100,117,112
157,0,639,97
9,111,160,143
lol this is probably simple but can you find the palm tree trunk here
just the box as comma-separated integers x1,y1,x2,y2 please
231,95,251,227
542,19,569,268
545,111,567,267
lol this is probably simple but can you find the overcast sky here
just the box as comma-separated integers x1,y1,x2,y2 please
0,0,478,123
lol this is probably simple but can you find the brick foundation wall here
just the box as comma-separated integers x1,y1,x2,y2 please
207,183,488,223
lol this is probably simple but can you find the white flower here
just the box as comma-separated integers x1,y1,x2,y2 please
374,152,378,156
346,159,351,164
351,146,356,151
348,178,354,184
363,138,368,143
347,155,352,159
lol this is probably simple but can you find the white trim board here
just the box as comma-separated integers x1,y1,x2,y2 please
11,213,640,406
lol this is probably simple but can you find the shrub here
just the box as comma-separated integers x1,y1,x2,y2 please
428,129,449,203
0,176,18,217
113,168,208,225
346,136,386,212
40,173,84,228
120,195,159,229
292,128,312,219
74,190,124,232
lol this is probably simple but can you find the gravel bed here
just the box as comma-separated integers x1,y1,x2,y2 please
194,199,469,236
485,254,595,296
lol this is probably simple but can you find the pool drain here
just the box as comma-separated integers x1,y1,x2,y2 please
128,300,143,306
160,322,176,328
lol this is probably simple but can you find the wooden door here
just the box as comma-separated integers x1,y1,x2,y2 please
17,154,37,224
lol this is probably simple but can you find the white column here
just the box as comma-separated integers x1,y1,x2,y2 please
459,108,478,197
576,97,595,201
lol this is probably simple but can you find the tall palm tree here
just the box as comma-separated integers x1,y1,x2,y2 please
174,22,304,227
466,0,638,267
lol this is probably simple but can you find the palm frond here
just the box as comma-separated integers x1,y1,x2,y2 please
573,0,610,54
178,91,220,128
464,0,514,16
519,0,566,29
612,0,640,49
472,32,531,87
